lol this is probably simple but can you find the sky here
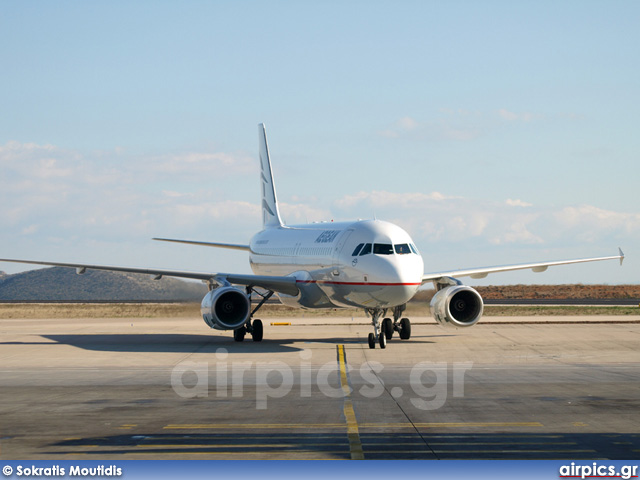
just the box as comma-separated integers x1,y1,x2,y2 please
1,1,638,286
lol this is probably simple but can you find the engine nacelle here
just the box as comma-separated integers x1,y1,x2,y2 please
201,286,251,330
430,285,484,329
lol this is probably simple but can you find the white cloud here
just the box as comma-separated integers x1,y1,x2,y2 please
506,198,533,207
2,140,636,283
330,189,638,251
553,205,640,242
151,151,256,179
0,140,261,243
279,202,332,225
20,225,39,235
0,141,56,157
379,117,419,138
380,108,552,144
398,116,418,131
497,109,539,122
165,200,259,225
378,115,482,142
335,190,451,210
489,220,544,245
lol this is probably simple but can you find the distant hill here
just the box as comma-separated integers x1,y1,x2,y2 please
0,267,208,301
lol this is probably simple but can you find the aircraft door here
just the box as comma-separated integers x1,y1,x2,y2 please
332,229,354,271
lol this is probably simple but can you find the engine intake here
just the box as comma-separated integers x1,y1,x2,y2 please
430,285,483,329
201,286,251,330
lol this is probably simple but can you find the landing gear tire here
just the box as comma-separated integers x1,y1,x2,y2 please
233,327,246,342
368,333,376,349
379,331,387,349
251,319,263,342
382,317,394,340
399,318,411,340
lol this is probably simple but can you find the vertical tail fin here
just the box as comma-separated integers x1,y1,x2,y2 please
258,123,284,228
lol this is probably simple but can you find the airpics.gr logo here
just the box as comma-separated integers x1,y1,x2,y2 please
171,348,474,410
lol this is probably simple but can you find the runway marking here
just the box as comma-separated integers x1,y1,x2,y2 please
337,344,364,460
134,444,348,448
117,424,137,430
164,423,347,429
426,442,578,446
365,422,544,429
163,422,544,430
426,449,597,454
128,441,579,450
60,426,593,459
68,451,347,459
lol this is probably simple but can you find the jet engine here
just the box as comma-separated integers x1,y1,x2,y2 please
430,285,483,329
201,286,251,330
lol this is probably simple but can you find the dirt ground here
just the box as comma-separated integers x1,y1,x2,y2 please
1,283,639,319
413,284,640,301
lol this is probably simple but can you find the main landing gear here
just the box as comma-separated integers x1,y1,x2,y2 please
233,318,263,342
366,305,411,349
233,288,272,343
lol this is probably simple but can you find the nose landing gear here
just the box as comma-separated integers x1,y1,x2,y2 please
366,305,411,349
366,308,386,349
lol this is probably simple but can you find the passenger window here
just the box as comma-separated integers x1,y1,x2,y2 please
373,243,393,255
359,243,372,256
352,243,364,256
394,243,411,255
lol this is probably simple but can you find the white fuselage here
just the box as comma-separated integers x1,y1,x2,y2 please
249,219,424,309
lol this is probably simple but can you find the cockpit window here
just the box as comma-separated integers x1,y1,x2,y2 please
394,243,411,255
359,243,372,256
410,244,419,255
373,243,394,255
352,243,364,256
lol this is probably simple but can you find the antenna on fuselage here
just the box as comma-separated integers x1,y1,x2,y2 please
258,123,284,229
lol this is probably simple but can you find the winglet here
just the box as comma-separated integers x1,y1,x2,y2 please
619,247,625,266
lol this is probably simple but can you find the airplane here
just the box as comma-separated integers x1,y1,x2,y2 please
0,124,625,349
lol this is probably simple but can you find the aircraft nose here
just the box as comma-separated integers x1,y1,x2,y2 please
375,253,423,282
371,255,422,305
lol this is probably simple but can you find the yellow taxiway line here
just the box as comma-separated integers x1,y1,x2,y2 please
337,344,364,460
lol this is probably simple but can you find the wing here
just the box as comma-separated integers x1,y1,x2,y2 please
0,258,299,296
422,248,624,284
152,238,250,251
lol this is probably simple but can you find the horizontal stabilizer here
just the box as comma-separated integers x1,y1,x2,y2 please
153,238,250,251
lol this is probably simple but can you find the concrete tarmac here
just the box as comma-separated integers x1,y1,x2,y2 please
1,315,639,460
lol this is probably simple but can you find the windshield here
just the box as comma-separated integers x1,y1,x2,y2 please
359,243,372,256
394,243,411,254
355,242,418,256
373,243,394,255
